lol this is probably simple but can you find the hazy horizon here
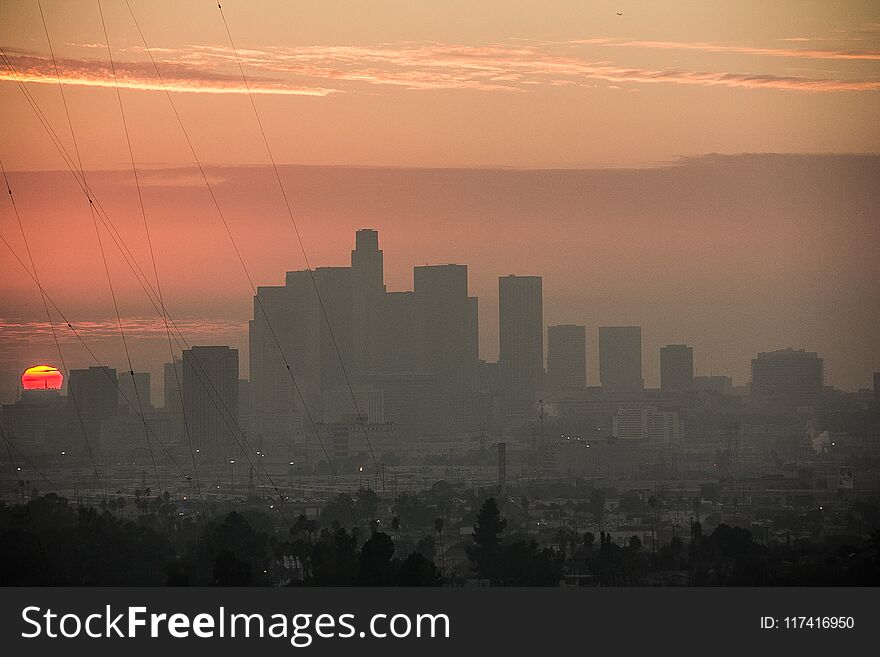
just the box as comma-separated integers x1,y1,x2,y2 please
1,153,878,403
2,0,879,402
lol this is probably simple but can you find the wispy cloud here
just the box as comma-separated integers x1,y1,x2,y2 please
165,42,880,92
3,39,879,96
565,37,880,61
0,318,248,343
0,49,338,96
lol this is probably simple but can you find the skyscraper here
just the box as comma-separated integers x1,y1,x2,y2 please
547,324,586,390
468,296,480,386
499,275,543,403
68,366,119,452
598,326,643,393
182,346,239,453
249,230,483,441
751,348,823,406
249,283,302,445
118,371,151,414
660,344,694,392
414,264,470,390
351,229,385,377
163,358,182,414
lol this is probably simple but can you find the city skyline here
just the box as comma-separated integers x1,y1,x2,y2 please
2,224,874,409
0,0,877,598
1,1,878,402
2,207,878,405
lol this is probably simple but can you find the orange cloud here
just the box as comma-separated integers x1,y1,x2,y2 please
565,37,880,61
0,318,248,343
0,50,337,96
3,41,879,96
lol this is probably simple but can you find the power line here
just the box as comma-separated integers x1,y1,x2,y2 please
1,155,104,501
124,0,354,523
97,0,200,502
36,0,161,492
217,1,392,515
0,48,289,520
0,228,191,482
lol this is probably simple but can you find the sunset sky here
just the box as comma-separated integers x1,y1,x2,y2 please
1,0,878,401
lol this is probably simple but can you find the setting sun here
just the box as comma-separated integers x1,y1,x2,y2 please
21,365,63,390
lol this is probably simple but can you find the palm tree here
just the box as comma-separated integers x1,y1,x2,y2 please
391,516,401,552
648,496,658,558
435,517,445,573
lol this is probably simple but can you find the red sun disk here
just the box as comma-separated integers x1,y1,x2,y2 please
22,365,64,390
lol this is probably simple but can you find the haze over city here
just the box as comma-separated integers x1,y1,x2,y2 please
0,0,879,596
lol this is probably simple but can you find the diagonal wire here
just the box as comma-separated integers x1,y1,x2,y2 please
36,0,161,492
217,1,393,516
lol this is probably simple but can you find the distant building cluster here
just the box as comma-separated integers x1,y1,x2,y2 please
0,230,871,474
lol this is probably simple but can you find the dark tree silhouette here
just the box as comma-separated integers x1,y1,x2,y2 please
467,497,507,582
358,531,397,586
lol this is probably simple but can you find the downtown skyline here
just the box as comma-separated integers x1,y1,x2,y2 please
1,1,878,400
0,1,878,602
1,216,876,408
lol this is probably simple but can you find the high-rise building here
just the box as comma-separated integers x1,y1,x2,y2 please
182,346,239,453
376,291,418,374
612,406,681,443
468,295,480,359
414,264,470,391
547,324,586,390
249,284,301,446
68,366,119,452
351,229,385,377
1,389,65,450
118,371,151,414
660,344,694,392
238,378,251,437
163,358,182,414
499,275,543,403
751,348,823,406
598,326,643,392
323,386,385,424
249,230,487,443
693,375,733,396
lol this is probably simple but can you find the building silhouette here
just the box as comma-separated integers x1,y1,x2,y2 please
598,326,643,393
68,366,119,452
249,231,483,446
414,264,471,391
547,324,587,390
751,348,824,406
660,344,694,392
163,358,182,414
1,389,65,451
182,346,239,454
693,375,733,396
498,275,543,404
612,406,681,443
468,296,480,386
118,371,151,414
350,230,385,380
